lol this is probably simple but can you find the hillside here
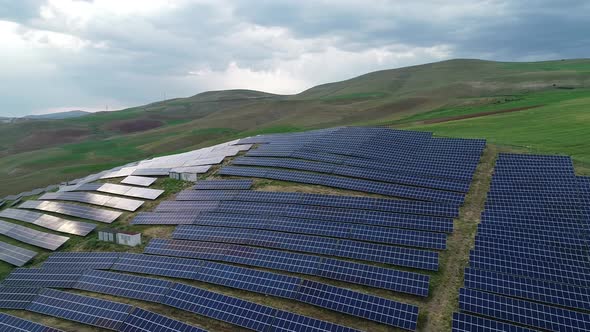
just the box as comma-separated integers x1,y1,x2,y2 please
23,110,91,120
1,58,590,195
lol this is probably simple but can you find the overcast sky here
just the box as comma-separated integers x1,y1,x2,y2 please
1,0,588,116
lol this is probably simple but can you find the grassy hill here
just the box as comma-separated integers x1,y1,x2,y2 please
1,58,590,196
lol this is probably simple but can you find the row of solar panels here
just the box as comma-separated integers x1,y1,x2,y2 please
232,156,471,192
0,287,207,332
59,182,163,200
178,189,459,218
218,166,466,204
2,262,418,331
147,200,455,233
451,153,590,332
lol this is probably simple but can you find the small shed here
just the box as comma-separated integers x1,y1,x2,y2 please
98,229,141,247
169,165,212,182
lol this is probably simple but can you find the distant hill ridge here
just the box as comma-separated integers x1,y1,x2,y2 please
23,110,90,120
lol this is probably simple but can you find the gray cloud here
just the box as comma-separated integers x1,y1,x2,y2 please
0,0,588,116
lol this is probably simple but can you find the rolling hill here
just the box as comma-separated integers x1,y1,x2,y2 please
1,58,590,196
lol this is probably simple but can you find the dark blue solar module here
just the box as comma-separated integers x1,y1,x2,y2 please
171,225,440,269
119,308,207,332
112,253,202,280
452,312,538,332
42,252,121,270
296,279,419,330
193,179,253,190
142,239,430,295
151,200,455,233
2,268,85,288
27,288,133,330
0,286,41,309
177,189,459,218
0,313,64,332
75,270,174,303
161,283,278,331
459,288,590,332
218,166,465,204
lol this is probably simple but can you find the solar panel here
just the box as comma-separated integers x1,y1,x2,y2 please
18,200,122,223
119,308,206,332
218,166,465,205
452,312,538,332
161,282,277,331
193,179,254,190
271,311,360,332
27,288,133,330
40,191,144,212
72,183,164,200
112,253,201,280
0,240,37,266
0,286,40,309
0,313,64,332
152,201,454,233
75,270,174,303
459,288,590,331
171,225,440,268
121,175,157,187
464,268,590,311
0,208,96,236
2,268,85,288
0,219,69,250
178,189,459,218
143,239,430,295
42,252,121,270
296,279,419,330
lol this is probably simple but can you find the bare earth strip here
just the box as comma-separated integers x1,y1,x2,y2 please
419,144,497,331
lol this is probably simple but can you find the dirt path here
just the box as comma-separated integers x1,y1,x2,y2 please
422,105,542,124
419,144,497,331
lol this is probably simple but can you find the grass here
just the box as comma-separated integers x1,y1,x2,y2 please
407,96,590,168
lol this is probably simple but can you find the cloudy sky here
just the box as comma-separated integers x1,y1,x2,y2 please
1,0,588,117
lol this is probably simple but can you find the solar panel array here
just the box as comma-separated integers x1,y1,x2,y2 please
61,183,164,200
452,153,590,332
219,166,466,204
193,179,254,190
40,191,144,212
120,175,157,187
0,208,96,236
2,266,365,332
18,200,122,223
0,240,37,266
0,313,64,332
0,219,68,250
42,251,429,296
149,200,454,233
177,189,459,217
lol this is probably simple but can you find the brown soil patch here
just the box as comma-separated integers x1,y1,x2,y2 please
105,118,164,133
15,128,90,151
422,105,542,124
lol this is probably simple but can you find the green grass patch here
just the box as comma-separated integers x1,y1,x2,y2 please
321,92,388,101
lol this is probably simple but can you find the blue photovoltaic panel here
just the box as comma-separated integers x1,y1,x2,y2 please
27,288,133,330
75,270,174,303
0,240,37,267
196,261,301,299
271,311,360,332
464,268,590,311
161,283,277,331
218,166,465,205
0,286,41,309
143,239,430,295
112,253,202,280
119,308,207,332
2,268,85,288
171,225,440,269
452,312,538,332
459,288,590,332
296,280,419,330
0,313,64,332
42,252,121,270
193,179,253,190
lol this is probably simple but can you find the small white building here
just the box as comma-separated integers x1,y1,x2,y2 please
98,229,141,247
169,165,212,182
